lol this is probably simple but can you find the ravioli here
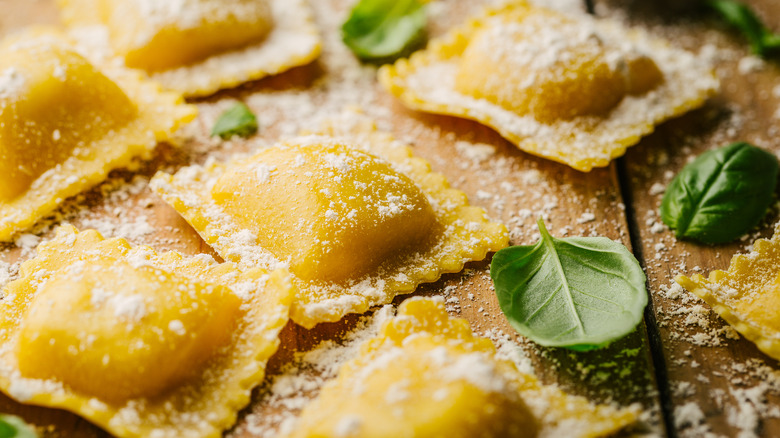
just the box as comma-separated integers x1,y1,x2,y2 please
0,33,195,242
677,226,780,361
0,225,294,438
283,297,638,438
379,1,718,171
151,118,508,328
59,0,321,97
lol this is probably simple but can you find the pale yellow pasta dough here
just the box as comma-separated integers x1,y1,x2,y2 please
151,117,508,328
283,297,638,438
59,0,321,97
0,32,196,241
380,0,717,171
454,7,658,123
677,224,780,361
99,0,273,72
210,143,439,284
0,225,294,438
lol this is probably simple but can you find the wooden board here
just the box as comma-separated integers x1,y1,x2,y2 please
0,0,778,437
615,0,780,436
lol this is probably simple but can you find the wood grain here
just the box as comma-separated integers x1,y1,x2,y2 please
7,0,780,437
614,0,780,436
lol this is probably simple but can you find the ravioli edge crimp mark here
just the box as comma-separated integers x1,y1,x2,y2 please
379,0,718,171
58,0,322,97
0,31,196,241
677,223,780,361
150,117,509,328
0,225,294,438
283,297,639,438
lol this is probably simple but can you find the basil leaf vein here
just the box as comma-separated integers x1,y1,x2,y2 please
342,0,427,63
490,219,647,351
211,103,258,139
660,142,778,244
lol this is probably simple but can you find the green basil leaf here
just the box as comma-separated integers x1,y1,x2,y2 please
707,0,768,54
660,142,778,244
763,33,780,53
211,103,258,139
490,219,647,351
342,0,427,63
706,0,780,57
0,415,38,438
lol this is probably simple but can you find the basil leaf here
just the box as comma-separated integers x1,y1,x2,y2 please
660,142,778,244
0,415,38,438
490,219,647,351
706,0,780,57
211,103,258,139
342,0,427,63
763,33,780,53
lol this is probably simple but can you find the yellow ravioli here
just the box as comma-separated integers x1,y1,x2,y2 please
0,225,294,438
379,1,718,171
0,32,196,241
151,118,508,328
283,297,638,438
82,0,273,72
59,0,321,97
210,142,439,284
676,226,780,361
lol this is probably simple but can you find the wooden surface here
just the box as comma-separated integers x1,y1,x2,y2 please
1,0,780,437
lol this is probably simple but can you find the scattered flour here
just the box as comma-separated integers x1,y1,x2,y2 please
674,402,705,429
238,306,395,438
0,67,25,99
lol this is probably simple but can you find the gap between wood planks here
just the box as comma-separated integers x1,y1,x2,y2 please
617,156,676,438
585,0,674,432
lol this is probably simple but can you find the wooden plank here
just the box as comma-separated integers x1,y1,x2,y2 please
0,0,663,436
617,0,780,436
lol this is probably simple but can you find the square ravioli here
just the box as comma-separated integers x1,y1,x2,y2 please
0,32,196,241
282,297,638,438
150,119,508,328
379,0,718,171
0,225,294,438
59,0,321,97
677,225,780,361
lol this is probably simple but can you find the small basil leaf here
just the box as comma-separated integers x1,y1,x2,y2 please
763,33,780,53
706,0,780,57
490,219,647,351
342,0,427,63
211,103,258,139
660,142,778,244
0,415,38,438
707,0,769,55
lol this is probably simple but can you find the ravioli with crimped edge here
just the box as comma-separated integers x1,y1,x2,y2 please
0,225,293,438
380,0,717,171
282,297,638,438
58,0,321,97
151,117,508,328
677,224,780,362
0,31,195,241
